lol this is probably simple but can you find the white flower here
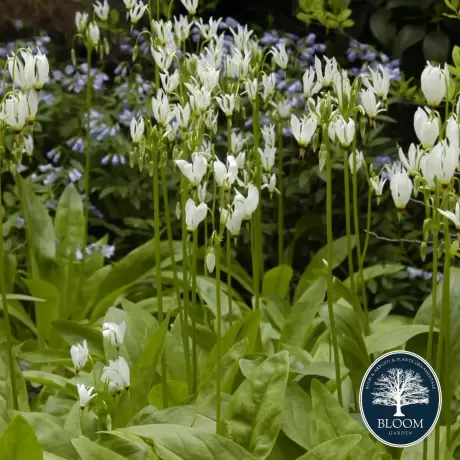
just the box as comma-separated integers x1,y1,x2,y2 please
221,207,243,236
185,199,207,231
151,89,171,125
151,46,173,71
123,0,137,8
334,117,355,148
236,151,246,169
362,66,390,101
130,117,144,144
421,141,459,187
360,89,380,118
185,84,211,112
204,109,218,133
370,175,387,200
259,146,276,172
160,70,180,94
34,49,49,89
291,114,317,148
414,107,439,149
77,384,97,408
206,248,216,273
175,153,208,187
214,155,238,190
75,12,89,32
332,70,351,108
3,93,28,132
302,67,321,97
102,321,126,348
101,356,130,393
26,89,39,123
88,22,100,45
398,143,423,175
262,173,277,197
181,0,198,15
196,65,220,93
446,116,459,149
245,78,258,102
229,24,254,51
314,55,338,87
174,103,191,130
174,15,192,41
261,73,277,102
24,135,34,156
216,94,235,117
94,0,110,21
261,125,276,148
438,202,460,229
421,62,447,107
390,165,413,210
272,99,291,119
129,1,147,23
348,150,364,173
271,43,288,69
231,132,246,155
234,185,259,220
7,51,34,90
70,340,89,371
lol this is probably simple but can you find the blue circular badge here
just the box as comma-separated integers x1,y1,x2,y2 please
359,350,441,448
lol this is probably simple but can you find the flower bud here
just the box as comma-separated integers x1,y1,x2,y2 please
206,248,216,274
420,241,427,262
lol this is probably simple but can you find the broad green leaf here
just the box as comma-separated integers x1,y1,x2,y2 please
52,320,104,357
281,278,326,348
262,265,293,299
311,380,379,459
149,380,189,409
238,310,262,354
343,264,405,289
19,350,72,365
423,30,450,63
0,415,43,460
369,304,393,325
99,430,160,460
43,453,67,460
25,279,60,347
11,412,76,459
19,177,56,264
294,236,354,303
127,406,196,427
0,346,29,411
365,325,431,354
393,24,426,57
224,351,289,459
0,297,38,335
370,9,396,45
23,371,76,397
281,382,315,450
296,434,362,460
120,424,258,460
71,436,127,460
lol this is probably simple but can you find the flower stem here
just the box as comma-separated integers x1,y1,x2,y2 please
160,166,191,393
83,47,92,248
325,128,343,406
215,237,222,433
277,123,284,264
191,228,198,393
0,166,19,410
226,118,233,325
152,152,168,408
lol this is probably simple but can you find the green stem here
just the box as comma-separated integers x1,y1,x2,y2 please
191,228,198,393
277,123,284,265
226,118,233,325
152,153,168,408
83,47,92,248
161,166,191,392
215,238,222,433
360,182,372,265
325,127,343,406
252,98,262,310
0,165,19,410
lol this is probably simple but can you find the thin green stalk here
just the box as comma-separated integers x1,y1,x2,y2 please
252,98,262,310
226,118,233,325
325,128,343,406
191,228,198,393
277,122,284,264
352,146,370,335
161,166,191,391
83,47,92,247
152,153,168,408
215,238,222,433
0,165,19,410
360,181,372,265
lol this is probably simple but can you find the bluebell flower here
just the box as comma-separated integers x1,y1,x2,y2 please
16,216,24,229
101,245,115,259
68,168,83,183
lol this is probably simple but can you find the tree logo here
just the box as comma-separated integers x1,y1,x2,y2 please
359,351,441,447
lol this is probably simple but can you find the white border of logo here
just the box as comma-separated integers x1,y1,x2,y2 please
359,350,442,448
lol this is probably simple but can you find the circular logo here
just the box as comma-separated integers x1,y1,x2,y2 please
359,351,441,448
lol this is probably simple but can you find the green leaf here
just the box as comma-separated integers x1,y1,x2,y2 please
19,349,72,365
370,10,397,45
25,279,60,347
281,382,315,450
0,297,38,335
127,406,196,427
453,45,460,68
98,430,160,460
294,236,354,302
365,325,431,354
393,24,426,57
262,265,293,299
52,320,104,357
18,177,56,265
11,412,76,459
343,264,405,289
0,415,43,460
311,380,378,459
224,351,289,459
22,371,76,397
423,30,450,63
281,278,326,348
71,436,126,460
149,380,189,409
296,435,362,459
0,346,29,411
119,424,258,460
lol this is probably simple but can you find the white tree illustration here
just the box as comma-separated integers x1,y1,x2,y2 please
371,368,429,417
